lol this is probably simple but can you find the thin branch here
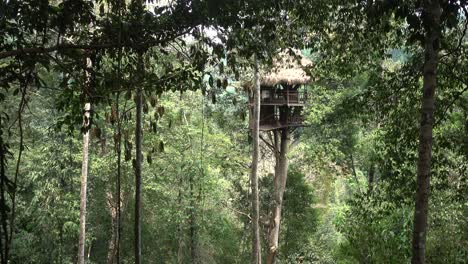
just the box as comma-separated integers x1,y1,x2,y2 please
440,15,468,59
9,69,32,248
435,85,468,126
44,53,87,88
439,60,468,87
259,134,275,152
219,201,251,220
168,42,191,61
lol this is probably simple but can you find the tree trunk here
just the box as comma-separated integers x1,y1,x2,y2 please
9,75,29,253
266,128,289,264
114,93,122,264
411,1,441,263
250,55,262,264
115,0,123,258
78,102,91,264
0,136,9,264
106,192,118,264
87,240,93,260
177,236,185,264
367,163,375,194
177,181,185,264
134,54,144,264
350,153,363,195
189,171,198,264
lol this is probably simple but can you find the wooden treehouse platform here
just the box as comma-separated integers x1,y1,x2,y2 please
249,86,307,131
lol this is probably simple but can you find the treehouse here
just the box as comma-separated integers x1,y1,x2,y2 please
249,51,312,131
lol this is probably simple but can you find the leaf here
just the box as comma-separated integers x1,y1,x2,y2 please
157,106,165,117
159,140,164,153
149,96,157,107
99,4,105,16
92,127,101,139
208,75,214,87
219,63,224,74
125,91,132,101
111,105,117,124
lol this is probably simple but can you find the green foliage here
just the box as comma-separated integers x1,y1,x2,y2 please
280,167,319,260
338,189,413,263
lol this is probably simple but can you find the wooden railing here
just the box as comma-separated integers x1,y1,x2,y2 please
287,115,304,124
259,113,304,126
261,89,307,105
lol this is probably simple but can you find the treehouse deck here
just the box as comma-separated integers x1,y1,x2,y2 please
258,119,305,131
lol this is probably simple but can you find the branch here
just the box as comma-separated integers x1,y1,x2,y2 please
435,85,468,126
9,69,32,248
0,43,114,59
44,53,87,88
230,207,251,220
219,201,251,220
440,14,468,59
259,134,275,152
0,27,195,60
439,60,468,87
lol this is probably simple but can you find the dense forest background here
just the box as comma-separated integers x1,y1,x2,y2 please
0,0,466,263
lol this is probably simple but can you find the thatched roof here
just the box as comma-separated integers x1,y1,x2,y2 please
260,50,312,86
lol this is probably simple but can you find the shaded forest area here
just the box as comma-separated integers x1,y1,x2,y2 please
0,0,466,263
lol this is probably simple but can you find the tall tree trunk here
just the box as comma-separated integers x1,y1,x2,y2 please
177,235,185,264
134,54,144,264
266,128,289,264
411,1,441,263
177,178,185,264
0,136,9,264
115,0,123,256
189,172,198,264
114,93,122,264
250,55,262,264
78,102,91,264
106,192,118,264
